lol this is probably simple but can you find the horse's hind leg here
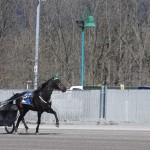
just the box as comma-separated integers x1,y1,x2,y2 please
15,114,24,133
15,110,28,133
47,108,59,127
22,117,29,132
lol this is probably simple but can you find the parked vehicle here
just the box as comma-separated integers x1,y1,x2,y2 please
69,86,83,90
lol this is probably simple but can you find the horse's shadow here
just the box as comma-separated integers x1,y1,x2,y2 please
0,132,62,136
18,132,62,136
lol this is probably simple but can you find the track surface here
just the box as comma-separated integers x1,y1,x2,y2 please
0,126,150,150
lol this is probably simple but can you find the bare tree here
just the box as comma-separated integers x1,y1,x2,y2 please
0,0,150,88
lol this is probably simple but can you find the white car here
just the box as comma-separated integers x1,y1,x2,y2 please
69,86,83,90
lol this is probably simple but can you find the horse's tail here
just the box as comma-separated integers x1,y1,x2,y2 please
0,93,21,107
0,99,14,107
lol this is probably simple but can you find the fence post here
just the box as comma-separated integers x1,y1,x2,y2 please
99,86,107,122
104,86,107,121
100,86,104,119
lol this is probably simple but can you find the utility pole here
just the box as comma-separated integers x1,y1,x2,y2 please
34,0,41,89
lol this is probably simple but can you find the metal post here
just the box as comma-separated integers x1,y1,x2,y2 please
103,86,107,119
34,0,41,90
99,86,107,122
100,86,104,119
80,28,85,86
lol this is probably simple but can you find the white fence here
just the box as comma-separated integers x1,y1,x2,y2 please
0,89,101,124
106,89,150,123
0,88,150,124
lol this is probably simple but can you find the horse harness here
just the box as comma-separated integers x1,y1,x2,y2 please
39,96,50,104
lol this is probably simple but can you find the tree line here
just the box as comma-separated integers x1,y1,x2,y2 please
0,0,150,89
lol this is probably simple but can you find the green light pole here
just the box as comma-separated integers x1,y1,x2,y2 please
76,4,95,86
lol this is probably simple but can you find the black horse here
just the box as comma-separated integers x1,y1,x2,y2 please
8,76,66,134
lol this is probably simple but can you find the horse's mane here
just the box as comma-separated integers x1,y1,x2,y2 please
35,77,54,92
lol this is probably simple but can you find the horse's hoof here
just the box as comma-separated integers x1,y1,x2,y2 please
35,132,39,135
56,124,59,128
26,130,29,134
26,127,29,132
14,131,18,135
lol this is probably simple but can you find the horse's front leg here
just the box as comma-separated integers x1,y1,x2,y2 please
36,111,42,134
47,108,59,127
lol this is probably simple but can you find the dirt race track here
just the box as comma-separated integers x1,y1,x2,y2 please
0,125,150,150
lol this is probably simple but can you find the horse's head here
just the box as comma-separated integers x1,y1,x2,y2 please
52,77,67,92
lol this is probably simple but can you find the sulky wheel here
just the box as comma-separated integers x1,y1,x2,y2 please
5,123,15,134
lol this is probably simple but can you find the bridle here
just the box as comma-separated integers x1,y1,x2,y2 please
53,78,65,92
39,78,65,104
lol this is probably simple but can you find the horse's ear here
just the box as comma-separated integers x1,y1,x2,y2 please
55,73,59,78
53,72,59,79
